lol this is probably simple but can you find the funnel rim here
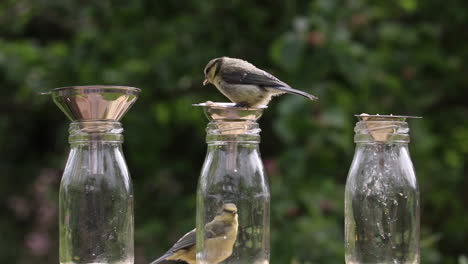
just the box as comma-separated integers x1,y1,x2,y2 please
51,85,140,121
52,85,141,95
355,114,422,120
193,102,268,110
193,102,265,121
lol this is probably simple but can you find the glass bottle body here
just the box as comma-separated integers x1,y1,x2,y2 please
59,122,134,264
345,142,420,264
197,121,270,264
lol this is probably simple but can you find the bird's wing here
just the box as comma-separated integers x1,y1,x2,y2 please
151,228,197,264
152,261,185,264
220,67,287,88
221,66,317,100
150,253,173,264
205,220,228,239
168,229,197,252
167,223,226,249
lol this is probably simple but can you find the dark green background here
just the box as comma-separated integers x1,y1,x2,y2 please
0,0,467,263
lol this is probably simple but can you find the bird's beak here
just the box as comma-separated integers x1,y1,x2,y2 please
203,79,209,86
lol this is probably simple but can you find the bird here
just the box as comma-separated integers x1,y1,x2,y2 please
150,203,238,264
203,57,317,108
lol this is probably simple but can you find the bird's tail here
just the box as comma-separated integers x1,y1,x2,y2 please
274,86,318,100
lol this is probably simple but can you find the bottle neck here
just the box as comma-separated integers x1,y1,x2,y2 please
69,121,123,144
354,120,410,144
206,119,261,144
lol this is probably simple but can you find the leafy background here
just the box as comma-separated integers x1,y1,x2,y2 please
0,0,467,263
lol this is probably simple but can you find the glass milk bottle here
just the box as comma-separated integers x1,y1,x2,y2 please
51,86,140,264
345,114,421,264
195,103,270,264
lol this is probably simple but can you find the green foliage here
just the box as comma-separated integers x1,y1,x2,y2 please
0,0,467,263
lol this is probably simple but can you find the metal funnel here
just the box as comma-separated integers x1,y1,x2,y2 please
193,102,266,122
355,113,421,142
51,85,141,121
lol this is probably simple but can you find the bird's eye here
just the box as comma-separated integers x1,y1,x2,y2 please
205,64,214,75
205,59,220,76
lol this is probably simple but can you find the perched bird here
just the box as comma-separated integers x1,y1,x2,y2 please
203,57,317,107
150,203,238,264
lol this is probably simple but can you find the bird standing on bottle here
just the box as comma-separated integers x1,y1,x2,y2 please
203,57,317,108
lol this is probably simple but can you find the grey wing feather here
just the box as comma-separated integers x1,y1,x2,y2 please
168,229,196,252
151,222,230,264
151,259,184,264
150,229,196,264
150,253,173,264
221,67,287,88
221,67,317,100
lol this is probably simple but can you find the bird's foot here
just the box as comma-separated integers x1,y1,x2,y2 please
234,102,250,108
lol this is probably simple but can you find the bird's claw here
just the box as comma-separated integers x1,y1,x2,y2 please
234,102,250,108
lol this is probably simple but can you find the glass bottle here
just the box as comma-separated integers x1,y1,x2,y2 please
345,114,420,264
51,86,140,264
195,103,270,264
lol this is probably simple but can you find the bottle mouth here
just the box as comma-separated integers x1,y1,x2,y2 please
354,120,409,143
206,121,261,143
69,121,123,143
354,114,421,143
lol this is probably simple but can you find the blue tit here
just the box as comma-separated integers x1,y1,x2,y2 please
150,203,238,264
203,57,317,108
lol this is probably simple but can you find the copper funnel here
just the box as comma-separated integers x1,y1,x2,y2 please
51,85,141,121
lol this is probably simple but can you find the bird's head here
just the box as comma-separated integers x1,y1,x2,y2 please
203,57,224,86
216,203,238,221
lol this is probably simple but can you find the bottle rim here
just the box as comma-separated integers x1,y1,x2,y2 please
69,121,124,143
206,120,261,143
354,120,409,143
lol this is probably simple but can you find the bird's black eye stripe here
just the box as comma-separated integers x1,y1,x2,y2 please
204,65,210,75
214,59,223,76
205,60,218,75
